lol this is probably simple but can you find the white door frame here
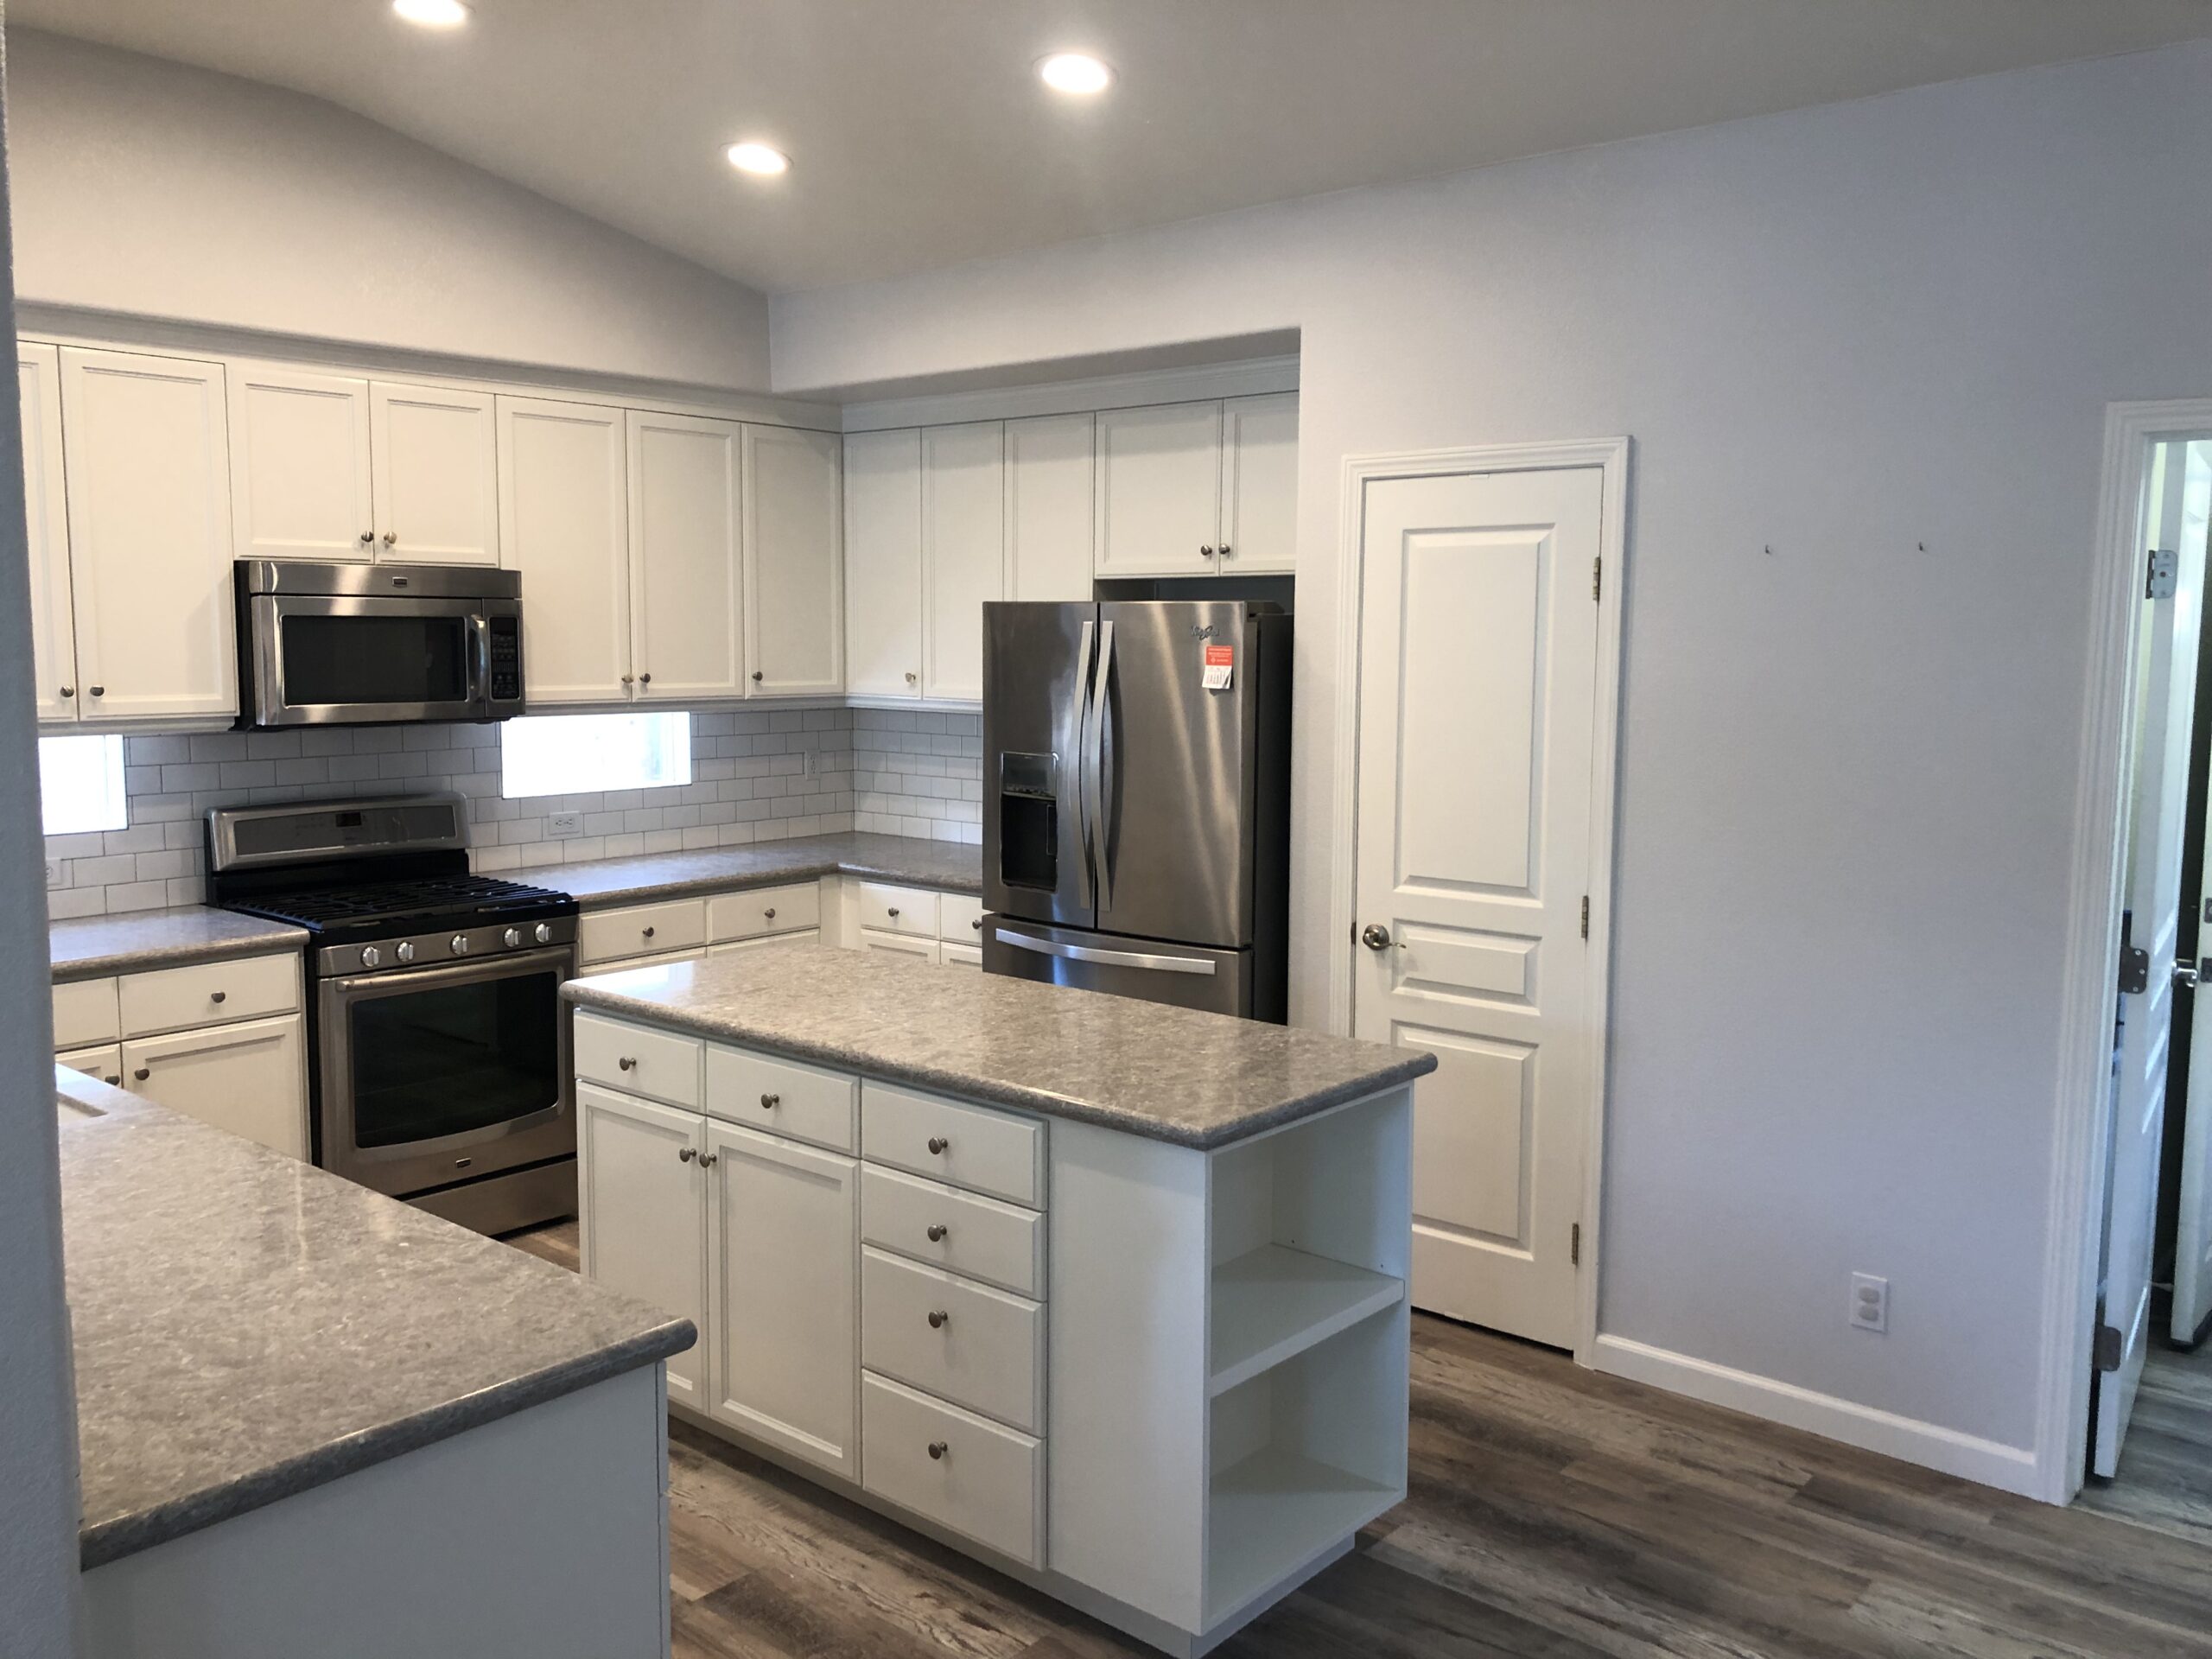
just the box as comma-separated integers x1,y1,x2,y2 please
2046,398,2212,1503
1326,435,1630,1360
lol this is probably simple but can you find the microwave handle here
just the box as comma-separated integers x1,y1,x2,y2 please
468,614,491,710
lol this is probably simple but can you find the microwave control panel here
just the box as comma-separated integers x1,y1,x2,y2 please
488,615,522,702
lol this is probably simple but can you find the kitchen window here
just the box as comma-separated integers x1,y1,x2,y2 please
499,711,692,800
39,734,129,836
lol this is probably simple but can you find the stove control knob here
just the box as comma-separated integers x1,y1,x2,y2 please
534,922,552,945
449,934,470,957
503,926,521,949
359,945,381,969
395,941,415,963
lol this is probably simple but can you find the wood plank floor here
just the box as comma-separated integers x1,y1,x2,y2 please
2075,1334,2212,1544
508,1221,2212,1657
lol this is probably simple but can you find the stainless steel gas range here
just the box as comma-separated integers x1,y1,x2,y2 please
207,792,579,1234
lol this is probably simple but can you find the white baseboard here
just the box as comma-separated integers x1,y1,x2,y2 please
1589,1334,2045,1500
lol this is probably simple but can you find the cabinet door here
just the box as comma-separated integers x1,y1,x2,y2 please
59,347,237,721
705,1121,858,1477
227,364,374,563
742,425,843,696
1005,412,1094,602
842,429,922,698
122,1013,307,1160
921,422,1004,703
578,1083,708,1411
1093,401,1222,577
859,930,940,963
629,410,743,702
1221,392,1299,571
497,396,631,703
57,1044,124,1088
18,341,78,723
372,380,499,565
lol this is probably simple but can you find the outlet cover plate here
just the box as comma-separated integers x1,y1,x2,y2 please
45,858,64,890
1850,1272,1889,1333
547,812,584,838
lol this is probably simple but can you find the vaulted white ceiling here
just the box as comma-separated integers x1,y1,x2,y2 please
18,0,2212,294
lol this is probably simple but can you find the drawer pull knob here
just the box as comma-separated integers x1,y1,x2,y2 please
926,1135,950,1155
887,906,900,918
642,925,657,939
927,1440,948,1460
679,1147,696,1162
90,686,105,697
618,1056,637,1071
760,1092,780,1110
927,1309,950,1329
701,1153,719,1169
209,990,226,1004
764,907,776,920
926,1224,949,1243
971,918,982,931
133,1067,149,1082
104,1073,120,1085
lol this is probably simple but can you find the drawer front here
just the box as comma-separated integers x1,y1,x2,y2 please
860,930,939,963
118,952,299,1039
861,1165,1043,1297
940,942,982,969
587,950,703,975
938,893,983,943
573,1011,703,1108
863,1082,1042,1207
53,977,120,1049
861,1247,1043,1433
861,1371,1042,1567
708,882,822,944
579,899,708,966
707,1044,857,1154
856,881,938,938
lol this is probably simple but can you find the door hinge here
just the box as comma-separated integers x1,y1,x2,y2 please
2147,548,2179,601
1570,1222,1583,1268
2119,944,2150,995
1592,556,1602,603
1580,895,1590,940
2094,1322,2125,1372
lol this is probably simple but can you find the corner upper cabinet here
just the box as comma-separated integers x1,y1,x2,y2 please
843,428,923,699
497,396,631,705
1093,395,1297,577
57,346,238,721
1005,412,1095,602
19,342,79,724
920,422,1005,702
629,410,745,703
742,424,843,696
227,363,376,563
371,380,499,566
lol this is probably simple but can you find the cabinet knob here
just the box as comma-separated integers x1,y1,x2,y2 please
618,1056,637,1071
1217,543,1233,560
678,1146,696,1162
927,1309,950,1329
89,686,105,697
752,671,764,683
971,918,982,931
906,671,918,683
764,907,777,920
132,1067,149,1082
642,926,656,939
1200,544,1216,559
382,531,397,545
926,1135,950,1155
59,685,73,699
209,990,226,1004
760,1091,779,1111
927,1440,948,1460
700,1152,719,1169
887,906,900,918
926,1224,949,1243
620,674,634,685
104,1073,120,1085
639,672,652,685
359,531,374,544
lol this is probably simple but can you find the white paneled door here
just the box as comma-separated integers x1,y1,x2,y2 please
18,341,77,723
227,364,375,563
1351,466,1604,1348
921,422,1005,702
371,380,499,565
497,397,630,703
743,424,844,696
628,410,745,702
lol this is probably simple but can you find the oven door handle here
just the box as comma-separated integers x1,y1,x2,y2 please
324,944,576,1000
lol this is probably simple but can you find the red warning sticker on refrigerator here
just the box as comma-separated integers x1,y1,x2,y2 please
1202,644,1234,690
1204,645,1234,666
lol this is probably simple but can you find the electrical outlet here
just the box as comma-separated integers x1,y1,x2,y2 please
1850,1272,1889,1333
45,857,65,891
547,812,584,838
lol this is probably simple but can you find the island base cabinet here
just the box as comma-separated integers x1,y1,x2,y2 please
578,1084,708,1411
122,1014,308,1162
861,1371,1043,1567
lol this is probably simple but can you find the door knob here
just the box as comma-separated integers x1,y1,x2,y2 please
89,686,105,697
59,685,73,698
639,672,652,684
1218,543,1233,560
359,531,374,544
700,1153,719,1169
678,1146,696,1162
1361,923,1396,950
133,1067,149,1082
752,670,765,683
1200,544,1217,559
382,531,397,545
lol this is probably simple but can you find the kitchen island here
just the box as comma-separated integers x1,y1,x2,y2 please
564,943,1435,1657
56,1067,694,1659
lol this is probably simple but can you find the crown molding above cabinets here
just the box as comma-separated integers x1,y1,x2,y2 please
838,354,1299,434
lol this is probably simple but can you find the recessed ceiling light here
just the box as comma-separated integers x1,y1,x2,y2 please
392,0,469,28
1037,53,1114,96
725,142,791,177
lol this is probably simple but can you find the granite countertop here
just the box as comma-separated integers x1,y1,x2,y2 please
534,831,982,906
55,1068,693,1570
563,944,1436,1149
49,906,308,982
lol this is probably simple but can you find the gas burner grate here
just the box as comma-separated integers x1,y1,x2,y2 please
238,874,572,930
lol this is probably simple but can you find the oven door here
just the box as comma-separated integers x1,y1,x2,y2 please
246,592,487,726
318,945,575,1198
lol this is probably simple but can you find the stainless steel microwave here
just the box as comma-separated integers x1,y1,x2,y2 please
235,559,526,728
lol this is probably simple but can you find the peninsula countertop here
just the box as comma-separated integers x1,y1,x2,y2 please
526,830,982,906
56,1069,693,1570
563,942,1436,1149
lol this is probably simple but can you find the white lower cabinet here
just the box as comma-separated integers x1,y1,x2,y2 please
577,1083,708,1411
58,1043,124,1087
860,1371,1044,1567
861,930,940,963
123,1014,308,1160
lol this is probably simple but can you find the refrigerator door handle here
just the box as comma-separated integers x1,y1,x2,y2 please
1087,620,1116,911
992,927,1218,976
1073,617,1097,909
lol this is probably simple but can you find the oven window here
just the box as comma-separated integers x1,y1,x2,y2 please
282,614,469,708
348,967,560,1149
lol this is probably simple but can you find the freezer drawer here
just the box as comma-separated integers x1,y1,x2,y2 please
982,917,1253,1018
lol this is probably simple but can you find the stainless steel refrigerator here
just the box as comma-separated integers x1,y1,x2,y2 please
981,600,1291,1020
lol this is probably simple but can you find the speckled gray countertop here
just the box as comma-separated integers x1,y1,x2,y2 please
49,906,308,982
55,1069,692,1570
563,944,1435,1149
536,831,981,906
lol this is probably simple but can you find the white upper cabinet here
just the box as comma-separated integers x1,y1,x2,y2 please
497,396,630,704
920,422,1005,702
371,380,499,565
1220,392,1299,571
1094,401,1224,578
58,346,237,721
843,428,923,699
1005,412,1094,602
19,342,78,724
629,410,744,703
743,424,843,696
226,364,375,563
